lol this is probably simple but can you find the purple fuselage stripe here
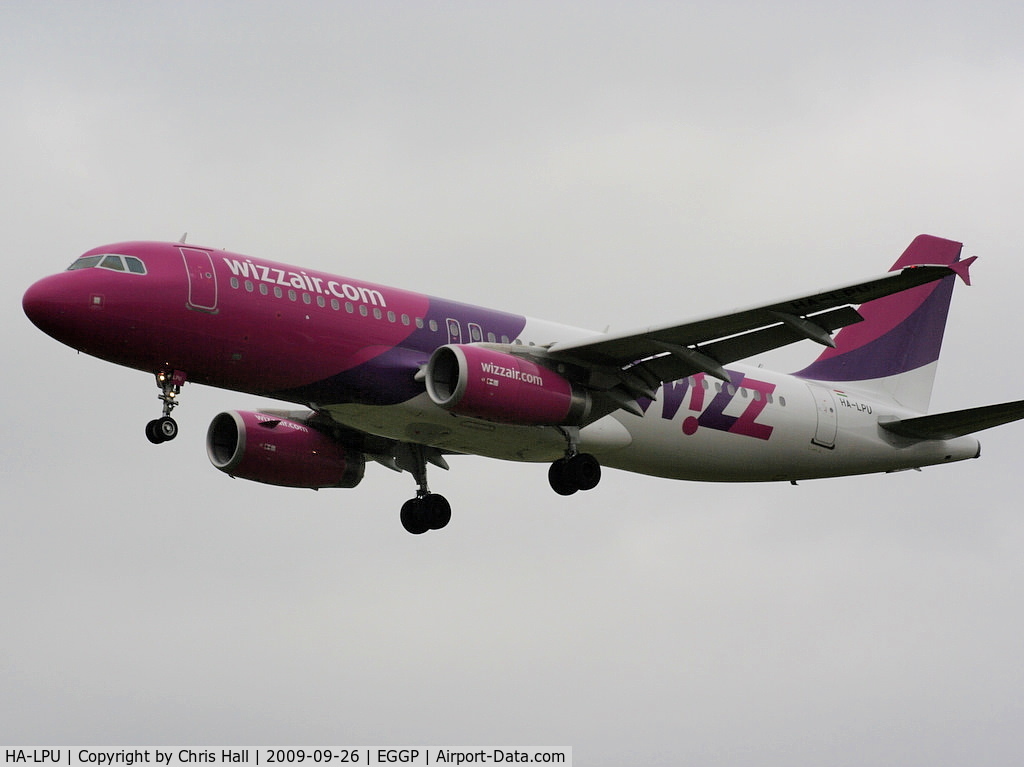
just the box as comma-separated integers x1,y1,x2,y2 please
273,298,529,405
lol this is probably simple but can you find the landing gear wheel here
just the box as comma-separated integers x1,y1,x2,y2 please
400,498,430,535
400,493,452,534
549,453,601,495
395,444,453,534
423,493,452,530
569,453,601,491
548,458,579,496
145,417,178,444
156,416,178,442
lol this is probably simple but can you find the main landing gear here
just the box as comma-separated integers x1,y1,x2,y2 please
145,370,185,444
396,444,451,535
548,453,602,495
400,493,452,535
548,427,602,496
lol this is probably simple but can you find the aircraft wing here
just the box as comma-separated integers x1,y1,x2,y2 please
541,264,965,412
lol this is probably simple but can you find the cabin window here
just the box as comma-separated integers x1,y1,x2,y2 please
331,298,340,311
387,310,396,323
274,286,283,299
259,283,269,296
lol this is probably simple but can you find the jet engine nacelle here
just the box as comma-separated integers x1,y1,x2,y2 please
424,344,590,425
206,410,365,489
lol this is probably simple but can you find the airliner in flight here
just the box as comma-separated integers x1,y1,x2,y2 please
23,234,1024,533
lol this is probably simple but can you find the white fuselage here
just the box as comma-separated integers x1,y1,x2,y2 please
326,315,981,482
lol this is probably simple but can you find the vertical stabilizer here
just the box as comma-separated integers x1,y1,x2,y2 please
795,235,970,413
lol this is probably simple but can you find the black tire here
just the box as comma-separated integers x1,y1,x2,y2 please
424,493,452,530
548,458,579,496
145,419,165,444
400,498,430,535
157,416,178,442
570,453,601,491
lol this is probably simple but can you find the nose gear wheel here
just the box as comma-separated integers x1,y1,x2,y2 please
145,416,179,444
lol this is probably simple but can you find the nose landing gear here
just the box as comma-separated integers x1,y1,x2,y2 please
145,369,186,444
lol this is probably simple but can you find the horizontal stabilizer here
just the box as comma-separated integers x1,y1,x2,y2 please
879,399,1024,440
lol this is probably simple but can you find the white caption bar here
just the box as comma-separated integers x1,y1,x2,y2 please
3,749,571,767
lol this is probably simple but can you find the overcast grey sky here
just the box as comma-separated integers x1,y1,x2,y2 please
3,2,1024,764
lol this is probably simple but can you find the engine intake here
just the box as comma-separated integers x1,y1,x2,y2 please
206,411,364,489
424,344,590,425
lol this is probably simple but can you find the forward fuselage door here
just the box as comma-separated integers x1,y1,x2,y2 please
806,383,838,449
180,247,218,313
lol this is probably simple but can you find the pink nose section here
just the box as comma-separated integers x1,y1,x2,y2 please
22,275,63,331
22,273,94,347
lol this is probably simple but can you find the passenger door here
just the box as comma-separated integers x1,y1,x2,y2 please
180,247,218,313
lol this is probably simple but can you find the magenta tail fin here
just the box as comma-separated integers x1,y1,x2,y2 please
795,235,970,412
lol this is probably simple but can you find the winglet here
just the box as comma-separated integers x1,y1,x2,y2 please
949,255,977,286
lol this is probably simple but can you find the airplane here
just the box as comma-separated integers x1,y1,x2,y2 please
22,234,1024,534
